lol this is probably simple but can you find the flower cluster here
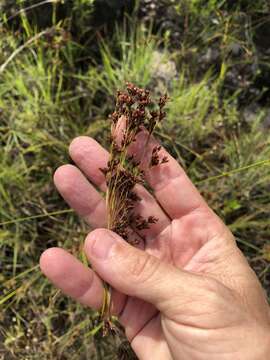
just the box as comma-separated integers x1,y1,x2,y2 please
150,145,169,167
102,83,168,245
99,83,168,333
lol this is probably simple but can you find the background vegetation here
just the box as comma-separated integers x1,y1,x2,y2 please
0,0,270,358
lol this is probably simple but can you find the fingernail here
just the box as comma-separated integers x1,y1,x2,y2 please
90,231,117,260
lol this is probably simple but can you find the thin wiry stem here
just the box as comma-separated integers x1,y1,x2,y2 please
1,0,60,24
196,159,270,184
0,29,53,74
0,209,73,226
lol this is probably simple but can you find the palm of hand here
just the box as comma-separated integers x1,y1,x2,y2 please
40,134,269,360
116,209,227,358
114,209,249,359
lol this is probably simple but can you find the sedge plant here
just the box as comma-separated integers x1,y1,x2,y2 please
99,82,168,333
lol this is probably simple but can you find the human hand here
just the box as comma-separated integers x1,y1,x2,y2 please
40,133,270,359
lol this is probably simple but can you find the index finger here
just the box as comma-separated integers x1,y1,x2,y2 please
127,129,210,219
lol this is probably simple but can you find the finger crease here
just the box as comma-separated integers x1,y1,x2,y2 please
84,197,105,219
130,312,159,343
76,274,95,303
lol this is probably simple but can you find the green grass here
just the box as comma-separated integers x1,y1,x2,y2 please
0,1,270,358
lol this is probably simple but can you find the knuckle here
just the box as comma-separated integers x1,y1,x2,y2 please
128,252,160,283
201,277,224,305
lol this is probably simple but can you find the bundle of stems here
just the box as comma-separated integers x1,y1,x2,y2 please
100,82,168,333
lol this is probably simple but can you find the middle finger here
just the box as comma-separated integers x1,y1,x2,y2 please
69,136,171,241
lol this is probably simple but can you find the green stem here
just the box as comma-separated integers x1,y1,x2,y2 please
196,159,270,184
0,209,74,226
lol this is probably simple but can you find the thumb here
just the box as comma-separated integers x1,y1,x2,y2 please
84,229,203,315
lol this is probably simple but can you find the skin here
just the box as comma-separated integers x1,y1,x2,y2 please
40,132,270,360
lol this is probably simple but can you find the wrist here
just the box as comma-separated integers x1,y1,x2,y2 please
251,329,270,360
262,331,270,359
